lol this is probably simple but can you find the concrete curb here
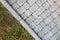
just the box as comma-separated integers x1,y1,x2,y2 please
0,0,41,40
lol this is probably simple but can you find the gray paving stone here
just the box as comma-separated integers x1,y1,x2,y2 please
38,30,45,37
30,22,37,28
32,13,38,18
57,25,60,29
51,12,58,18
40,0,46,3
49,22,56,28
43,2,50,9
43,33,51,40
25,10,31,16
26,16,35,24
56,0,60,5
58,31,60,34
40,22,46,28
57,37,60,40
36,6,45,16
7,0,17,5
23,2,30,9
12,3,20,10
44,9,51,16
34,25,42,33
17,0,26,6
42,26,51,34
51,27,59,34
48,31,54,37
44,16,53,24
47,0,54,5
50,2,59,11
36,25,43,33
41,13,47,19
54,33,60,40
36,0,42,6
17,6,26,14
34,16,43,25
29,3,38,12
21,13,27,19
28,0,37,5
50,37,56,40
56,7,60,14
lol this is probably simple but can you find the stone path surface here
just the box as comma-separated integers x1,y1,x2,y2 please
6,0,60,40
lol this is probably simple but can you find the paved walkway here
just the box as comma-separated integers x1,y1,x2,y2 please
6,0,60,40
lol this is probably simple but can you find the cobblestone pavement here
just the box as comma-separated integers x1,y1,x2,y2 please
6,0,60,40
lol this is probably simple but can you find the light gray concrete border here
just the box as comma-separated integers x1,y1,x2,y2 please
0,0,41,40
